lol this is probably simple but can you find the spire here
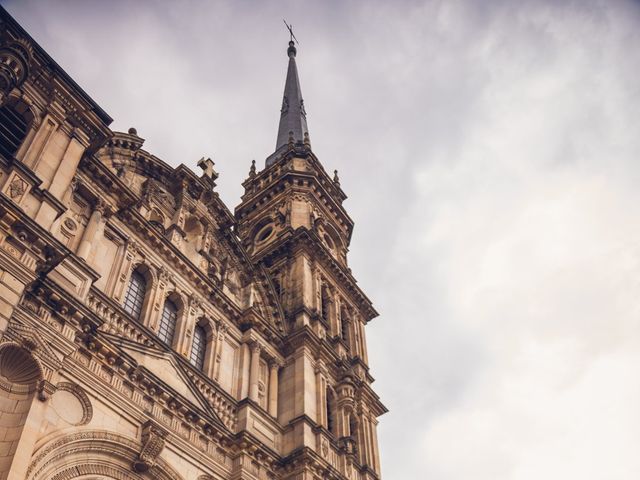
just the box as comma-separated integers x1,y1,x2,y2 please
267,40,310,166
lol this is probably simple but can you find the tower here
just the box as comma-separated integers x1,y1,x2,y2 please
235,40,387,479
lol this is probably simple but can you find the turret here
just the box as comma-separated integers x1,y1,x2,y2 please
235,37,386,479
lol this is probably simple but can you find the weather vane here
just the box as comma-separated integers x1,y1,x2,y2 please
283,19,299,44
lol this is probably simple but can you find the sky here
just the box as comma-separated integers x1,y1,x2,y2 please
4,0,640,478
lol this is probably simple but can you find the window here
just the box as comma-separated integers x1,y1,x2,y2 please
321,285,330,324
190,325,207,371
123,271,146,320
0,102,29,160
349,415,358,452
326,388,336,435
158,299,178,346
341,306,350,345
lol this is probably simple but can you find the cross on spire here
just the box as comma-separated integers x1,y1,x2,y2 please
283,19,299,44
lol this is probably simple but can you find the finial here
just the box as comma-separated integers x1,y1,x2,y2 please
283,19,298,57
287,41,297,58
288,130,294,147
333,170,340,185
128,127,137,135
303,131,311,147
249,159,256,177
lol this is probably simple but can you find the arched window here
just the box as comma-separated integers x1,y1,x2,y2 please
123,270,146,320
189,324,207,371
0,102,29,160
158,299,178,346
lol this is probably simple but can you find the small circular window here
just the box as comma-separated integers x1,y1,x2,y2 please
255,224,274,244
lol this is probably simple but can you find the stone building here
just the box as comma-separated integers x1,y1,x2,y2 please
0,6,385,480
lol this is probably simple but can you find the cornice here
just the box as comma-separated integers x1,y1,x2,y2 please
236,156,354,243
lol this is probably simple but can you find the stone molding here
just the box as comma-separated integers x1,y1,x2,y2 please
55,381,93,425
26,430,184,480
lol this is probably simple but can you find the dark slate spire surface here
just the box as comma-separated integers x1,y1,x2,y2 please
266,41,309,166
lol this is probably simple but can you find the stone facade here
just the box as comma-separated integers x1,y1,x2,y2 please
0,7,385,480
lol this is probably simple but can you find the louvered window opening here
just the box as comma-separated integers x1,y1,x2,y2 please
341,317,350,342
189,325,207,371
0,104,28,160
123,271,146,320
327,389,335,435
158,300,178,346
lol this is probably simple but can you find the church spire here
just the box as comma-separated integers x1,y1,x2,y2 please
267,39,310,166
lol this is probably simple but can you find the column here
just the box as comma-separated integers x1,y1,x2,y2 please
203,320,218,378
22,115,57,169
268,361,280,417
371,418,382,473
213,324,227,382
239,342,250,398
113,241,138,302
315,363,327,427
249,343,261,402
146,268,167,330
47,130,88,199
76,201,105,260
176,295,198,356
6,386,52,480
359,321,369,364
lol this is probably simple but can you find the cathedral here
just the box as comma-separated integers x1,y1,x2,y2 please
0,6,385,480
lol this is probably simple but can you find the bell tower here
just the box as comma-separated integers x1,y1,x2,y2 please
235,39,386,479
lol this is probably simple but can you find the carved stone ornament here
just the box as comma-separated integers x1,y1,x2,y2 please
63,217,77,232
0,38,33,96
7,175,27,200
132,420,169,473
321,438,329,458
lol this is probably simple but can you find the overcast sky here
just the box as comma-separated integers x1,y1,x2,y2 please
5,0,640,478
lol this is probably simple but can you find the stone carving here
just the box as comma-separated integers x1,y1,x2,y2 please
62,217,77,232
0,38,33,98
133,420,169,473
8,175,27,200
321,438,329,458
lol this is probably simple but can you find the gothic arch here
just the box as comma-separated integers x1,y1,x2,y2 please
27,430,184,480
